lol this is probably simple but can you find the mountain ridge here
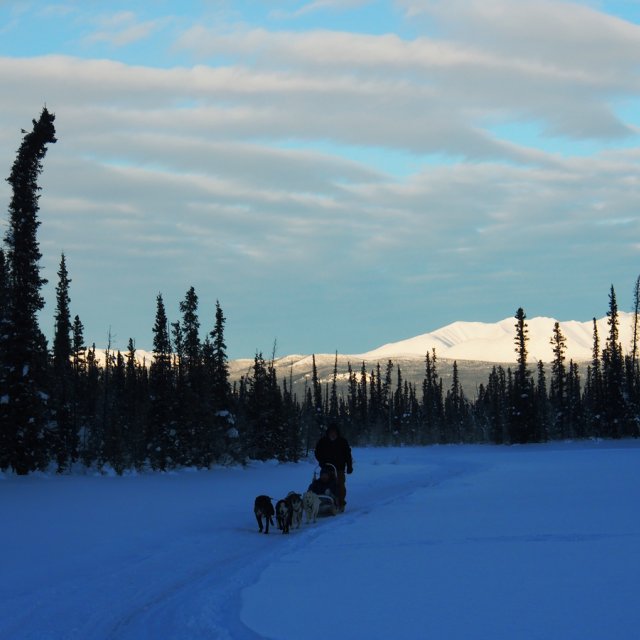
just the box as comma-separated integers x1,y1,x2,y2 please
352,312,636,364
224,313,637,398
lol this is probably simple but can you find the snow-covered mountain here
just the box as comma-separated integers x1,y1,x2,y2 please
358,312,636,363
99,313,635,372
227,312,637,399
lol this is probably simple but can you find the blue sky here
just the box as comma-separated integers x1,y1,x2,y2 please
1,0,639,359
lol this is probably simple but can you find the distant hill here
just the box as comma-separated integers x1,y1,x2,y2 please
357,312,637,363
96,313,638,400
228,312,637,399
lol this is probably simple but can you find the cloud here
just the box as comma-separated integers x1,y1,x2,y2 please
272,0,375,18
1,1,639,355
175,19,640,143
82,11,171,47
36,4,76,18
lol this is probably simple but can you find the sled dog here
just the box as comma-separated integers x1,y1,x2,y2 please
254,495,275,534
286,492,303,529
276,499,292,534
302,490,320,524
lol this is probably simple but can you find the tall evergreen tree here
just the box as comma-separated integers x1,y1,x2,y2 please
244,352,285,460
329,352,339,420
602,286,627,437
180,286,201,380
510,308,535,443
201,300,233,463
625,276,640,430
534,360,550,442
631,276,640,367
357,361,368,436
148,294,173,469
422,349,443,443
51,253,76,471
0,107,57,473
124,338,146,470
444,360,469,443
70,315,86,449
566,360,583,438
584,317,604,437
0,250,8,468
549,321,568,439
80,344,100,466
486,365,508,443
210,300,230,412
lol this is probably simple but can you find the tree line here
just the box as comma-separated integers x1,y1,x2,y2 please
0,109,638,475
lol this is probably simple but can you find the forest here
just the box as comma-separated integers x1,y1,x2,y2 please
1,109,638,475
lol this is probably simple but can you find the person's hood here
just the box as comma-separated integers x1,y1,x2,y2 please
325,424,341,437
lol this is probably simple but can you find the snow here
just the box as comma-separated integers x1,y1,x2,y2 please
2,442,640,639
359,312,637,363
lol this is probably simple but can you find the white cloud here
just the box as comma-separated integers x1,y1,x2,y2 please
83,11,171,47
175,19,640,142
276,0,375,17
1,1,639,354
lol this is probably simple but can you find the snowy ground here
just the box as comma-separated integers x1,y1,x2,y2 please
2,441,640,640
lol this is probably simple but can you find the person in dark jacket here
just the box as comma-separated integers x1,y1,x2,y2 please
314,424,353,511
308,466,339,500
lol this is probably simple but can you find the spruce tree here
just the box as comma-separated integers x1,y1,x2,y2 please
329,352,339,420
81,344,100,466
70,315,86,449
104,350,126,473
310,354,324,436
245,352,275,460
444,360,468,443
0,107,57,473
566,361,583,438
549,321,568,439
382,360,393,442
628,276,640,433
631,276,640,366
180,287,201,379
584,317,604,437
510,308,535,443
210,300,231,412
0,250,8,468
170,318,188,465
535,360,550,442
201,300,232,463
602,286,627,437
124,338,146,470
51,253,76,471
148,294,173,469
422,350,443,443
485,365,508,444
358,361,368,435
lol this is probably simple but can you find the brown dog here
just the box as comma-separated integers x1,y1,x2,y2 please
254,495,275,534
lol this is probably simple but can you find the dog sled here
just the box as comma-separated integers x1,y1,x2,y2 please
310,463,339,517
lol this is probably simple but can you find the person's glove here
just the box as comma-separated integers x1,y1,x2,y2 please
347,464,353,475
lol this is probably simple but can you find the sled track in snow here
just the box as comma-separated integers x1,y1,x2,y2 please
104,454,487,639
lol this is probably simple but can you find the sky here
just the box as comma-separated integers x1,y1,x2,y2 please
0,0,639,359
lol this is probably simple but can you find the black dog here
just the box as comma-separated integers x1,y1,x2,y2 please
254,495,275,534
276,498,292,534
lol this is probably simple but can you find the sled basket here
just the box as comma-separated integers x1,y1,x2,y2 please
311,464,338,516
